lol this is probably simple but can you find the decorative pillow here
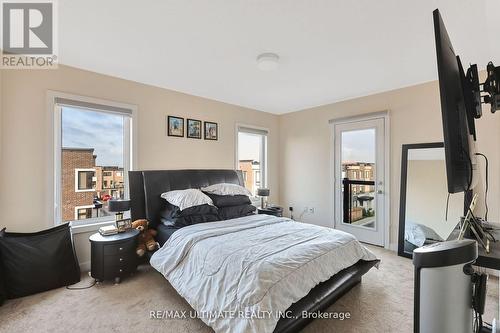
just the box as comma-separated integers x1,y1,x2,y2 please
204,193,251,207
201,183,252,197
218,204,256,220
160,203,219,228
161,189,213,211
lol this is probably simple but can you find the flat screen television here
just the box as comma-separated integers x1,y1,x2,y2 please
433,9,477,194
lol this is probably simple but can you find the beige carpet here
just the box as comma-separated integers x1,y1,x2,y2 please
0,246,498,333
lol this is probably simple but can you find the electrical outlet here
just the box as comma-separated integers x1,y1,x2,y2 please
308,207,315,214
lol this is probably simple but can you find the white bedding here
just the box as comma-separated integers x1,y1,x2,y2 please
150,214,378,333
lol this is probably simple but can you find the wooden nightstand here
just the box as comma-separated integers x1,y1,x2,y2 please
89,229,139,284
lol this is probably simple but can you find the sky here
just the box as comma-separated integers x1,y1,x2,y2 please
62,107,124,167
341,128,375,163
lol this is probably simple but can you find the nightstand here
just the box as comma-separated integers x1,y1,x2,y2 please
257,206,283,217
89,229,139,284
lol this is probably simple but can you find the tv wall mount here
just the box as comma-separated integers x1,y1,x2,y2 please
464,59,500,116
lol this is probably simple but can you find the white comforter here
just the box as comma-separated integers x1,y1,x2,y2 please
150,214,377,333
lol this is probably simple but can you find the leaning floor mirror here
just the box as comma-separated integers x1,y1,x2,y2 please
398,142,465,258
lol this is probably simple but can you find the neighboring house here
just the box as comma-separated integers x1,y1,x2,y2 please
61,148,97,222
95,166,125,199
238,159,261,194
342,162,374,195
62,148,125,222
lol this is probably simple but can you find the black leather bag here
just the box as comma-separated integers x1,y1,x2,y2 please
0,223,80,299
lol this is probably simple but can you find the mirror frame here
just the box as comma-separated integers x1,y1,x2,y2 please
397,142,444,258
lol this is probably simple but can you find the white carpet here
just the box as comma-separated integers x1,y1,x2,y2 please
0,245,497,333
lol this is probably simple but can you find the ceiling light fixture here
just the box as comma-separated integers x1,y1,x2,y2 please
257,53,279,71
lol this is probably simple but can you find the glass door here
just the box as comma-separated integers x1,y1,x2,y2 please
333,117,386,246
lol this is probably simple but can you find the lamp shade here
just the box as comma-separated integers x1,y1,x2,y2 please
257,188,270,197
108,199,130,212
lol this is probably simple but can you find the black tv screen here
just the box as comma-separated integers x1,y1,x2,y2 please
433,9,473,193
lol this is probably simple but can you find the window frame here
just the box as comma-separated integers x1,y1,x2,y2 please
48,91,138,227
74,205,94,220
235,124,268,197
74,168,96,192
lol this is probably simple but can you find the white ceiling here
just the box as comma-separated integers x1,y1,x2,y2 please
59,0,500,114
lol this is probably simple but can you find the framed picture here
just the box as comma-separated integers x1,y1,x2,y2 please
115,218,131,233
187,118,202,139
167,116,184,137
204,121,218,140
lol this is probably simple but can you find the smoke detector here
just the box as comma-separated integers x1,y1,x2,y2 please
257,53,279,71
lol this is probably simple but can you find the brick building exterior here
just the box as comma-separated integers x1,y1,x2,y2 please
238,160,260,195
61,148,96,222
95,166,125,199
61,148,126,222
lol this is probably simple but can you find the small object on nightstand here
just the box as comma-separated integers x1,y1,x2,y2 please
258,205,283,217
89,229,139,284
99,225,118,236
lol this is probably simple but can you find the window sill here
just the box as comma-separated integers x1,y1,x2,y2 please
70,220,115,235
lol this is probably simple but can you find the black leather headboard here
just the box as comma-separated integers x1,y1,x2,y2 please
129,169,244,228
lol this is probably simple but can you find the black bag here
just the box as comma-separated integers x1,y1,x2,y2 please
0,223,80,299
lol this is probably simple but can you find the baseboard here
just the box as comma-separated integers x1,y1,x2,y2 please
79,260,90,272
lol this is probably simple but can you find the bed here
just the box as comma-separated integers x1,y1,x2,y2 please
129,169,379,333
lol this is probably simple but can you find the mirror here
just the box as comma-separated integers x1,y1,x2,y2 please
398,142,464,258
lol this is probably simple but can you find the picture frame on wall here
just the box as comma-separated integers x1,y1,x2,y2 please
167,116,184,137
204,121,218,140
187,118,202,139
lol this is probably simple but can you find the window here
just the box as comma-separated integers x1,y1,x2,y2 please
54,95,134,225
237,125,268,196
75,169,96,192
75,206,93,220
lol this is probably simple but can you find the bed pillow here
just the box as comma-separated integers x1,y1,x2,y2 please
218,204,256,220
161,189,213,211
404,222,443,247
160,203,219,228
204,193,251,207
201,183,252,197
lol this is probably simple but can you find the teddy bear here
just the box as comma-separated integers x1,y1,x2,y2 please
131,219,158,257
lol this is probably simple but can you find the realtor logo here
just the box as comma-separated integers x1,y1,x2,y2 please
1,0,58,68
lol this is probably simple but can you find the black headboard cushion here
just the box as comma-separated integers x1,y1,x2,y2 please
129,169,244,228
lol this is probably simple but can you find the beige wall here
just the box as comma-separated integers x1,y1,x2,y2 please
1,63,499,266
406,160,463,240
0,65,279,268
279,79,500,248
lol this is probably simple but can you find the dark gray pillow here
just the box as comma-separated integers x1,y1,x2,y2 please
204,193,251,207
218,204,256,220
160,203,219,228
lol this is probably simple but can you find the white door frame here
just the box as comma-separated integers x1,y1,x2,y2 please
330,111,390,248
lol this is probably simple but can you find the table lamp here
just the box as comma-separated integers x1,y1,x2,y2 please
257,188,270,209
108,199,130,222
